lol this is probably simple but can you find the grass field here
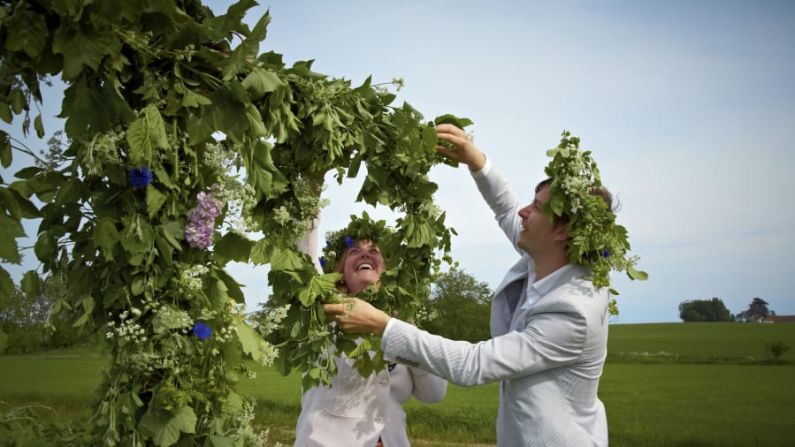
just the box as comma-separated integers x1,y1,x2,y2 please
2,323,795,446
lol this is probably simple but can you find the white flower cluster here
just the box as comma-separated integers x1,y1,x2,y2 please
251,304,290,336
106,310,147,343
214,179,258,233
82,129,124,176
555,142,594,214
216,324,238,343
178,264,208,294
273,206,290,225
259,341,279,367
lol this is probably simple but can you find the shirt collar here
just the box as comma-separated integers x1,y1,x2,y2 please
530,263,588,297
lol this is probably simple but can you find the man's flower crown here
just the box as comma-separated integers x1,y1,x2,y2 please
543,131,647,301
320,212,396,273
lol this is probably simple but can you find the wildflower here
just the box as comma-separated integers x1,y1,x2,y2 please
129,167,153,189
185,188,222,249
319,257,326,268
343,236,354,248
193,321,213,341
602,249,611,258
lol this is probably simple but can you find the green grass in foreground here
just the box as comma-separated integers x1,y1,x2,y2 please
2,324,795,445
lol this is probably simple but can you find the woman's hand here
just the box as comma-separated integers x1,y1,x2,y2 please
435,124,486,171
323,298,391,335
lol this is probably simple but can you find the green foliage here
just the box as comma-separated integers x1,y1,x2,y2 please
678,298,733,322
1,0,462,443
543,131,646,302
420,268,492,343
0,328,7,354
765,340,790,362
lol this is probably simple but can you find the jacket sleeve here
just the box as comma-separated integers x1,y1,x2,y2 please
407,365,448,403
470,158,524,254
382,308,587,386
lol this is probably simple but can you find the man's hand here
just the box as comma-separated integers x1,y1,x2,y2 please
435,124,486,171
323,298,391,335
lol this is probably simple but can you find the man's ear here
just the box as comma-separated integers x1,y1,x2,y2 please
552,222,569,242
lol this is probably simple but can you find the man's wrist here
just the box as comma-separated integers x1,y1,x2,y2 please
466,151,487,172
373,313,392,336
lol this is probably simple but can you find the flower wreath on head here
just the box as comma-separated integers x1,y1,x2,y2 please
320,212,396,275
542,131,648,314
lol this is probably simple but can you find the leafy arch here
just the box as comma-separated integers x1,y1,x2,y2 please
1,0,464,444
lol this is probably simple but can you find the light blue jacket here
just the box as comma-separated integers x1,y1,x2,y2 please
381,160,609,446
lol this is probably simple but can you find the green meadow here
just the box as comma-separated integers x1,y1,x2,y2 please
2,323,795,446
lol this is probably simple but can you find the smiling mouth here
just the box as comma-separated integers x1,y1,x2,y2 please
356,263,374,271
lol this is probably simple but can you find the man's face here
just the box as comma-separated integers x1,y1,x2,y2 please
342,239,385,294
516,185,563,255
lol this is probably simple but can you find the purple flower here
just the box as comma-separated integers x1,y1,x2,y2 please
319,257,327,268
193,321,212,341
343,236,354,248
602,249,611,258
185,223,214,249
129,167,153,189
185,190,221,249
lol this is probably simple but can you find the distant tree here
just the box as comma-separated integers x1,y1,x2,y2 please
678,298,733,322
0,274,87,353
0,328,7,354
744,297,771,323
422,268,492,342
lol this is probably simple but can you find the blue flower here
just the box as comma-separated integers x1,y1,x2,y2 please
129,167,153,189
193,321,212,341
343,236,354,248
319,257,327,268
601,249,611,258
325,240,332,248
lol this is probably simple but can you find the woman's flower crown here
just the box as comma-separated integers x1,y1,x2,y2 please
320,212,396,273
543,131,647,303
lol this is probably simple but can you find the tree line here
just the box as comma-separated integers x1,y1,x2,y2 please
678,297,775,322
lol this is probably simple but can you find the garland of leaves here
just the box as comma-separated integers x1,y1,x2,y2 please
543,131,647,313
0,0,463,444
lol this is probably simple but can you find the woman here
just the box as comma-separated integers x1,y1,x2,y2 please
293,222,447,447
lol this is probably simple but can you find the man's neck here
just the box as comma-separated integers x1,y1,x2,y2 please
531,252,568,282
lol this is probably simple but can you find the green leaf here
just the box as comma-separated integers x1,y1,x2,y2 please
127,104,169,165
138,405,197,447
0,268,14,300
52,24,120,80
433,114,474,129
235,320,263,363
34,114,45,138
146,186,167,218
21,270,40,297
250,239,273,265
60,79,135,139
158,221,184,252
270,247,307,271
14,166,41,179
33,231,57,263
298,273,342,307
626,266,648,281
241,68,284,99
0,131,11,168
181,88,212,108
4,5,48,58
94,219,119,261
215,269,245,303
214,232,253,263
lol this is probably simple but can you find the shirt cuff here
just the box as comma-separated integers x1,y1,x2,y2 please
381,317,398,346
469,155,491,179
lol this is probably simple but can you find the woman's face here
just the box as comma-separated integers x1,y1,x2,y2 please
342,239,385,294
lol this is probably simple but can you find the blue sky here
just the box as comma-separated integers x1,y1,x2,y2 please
2,1,794,323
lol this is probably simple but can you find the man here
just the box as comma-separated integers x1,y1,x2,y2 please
325,124,611,446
